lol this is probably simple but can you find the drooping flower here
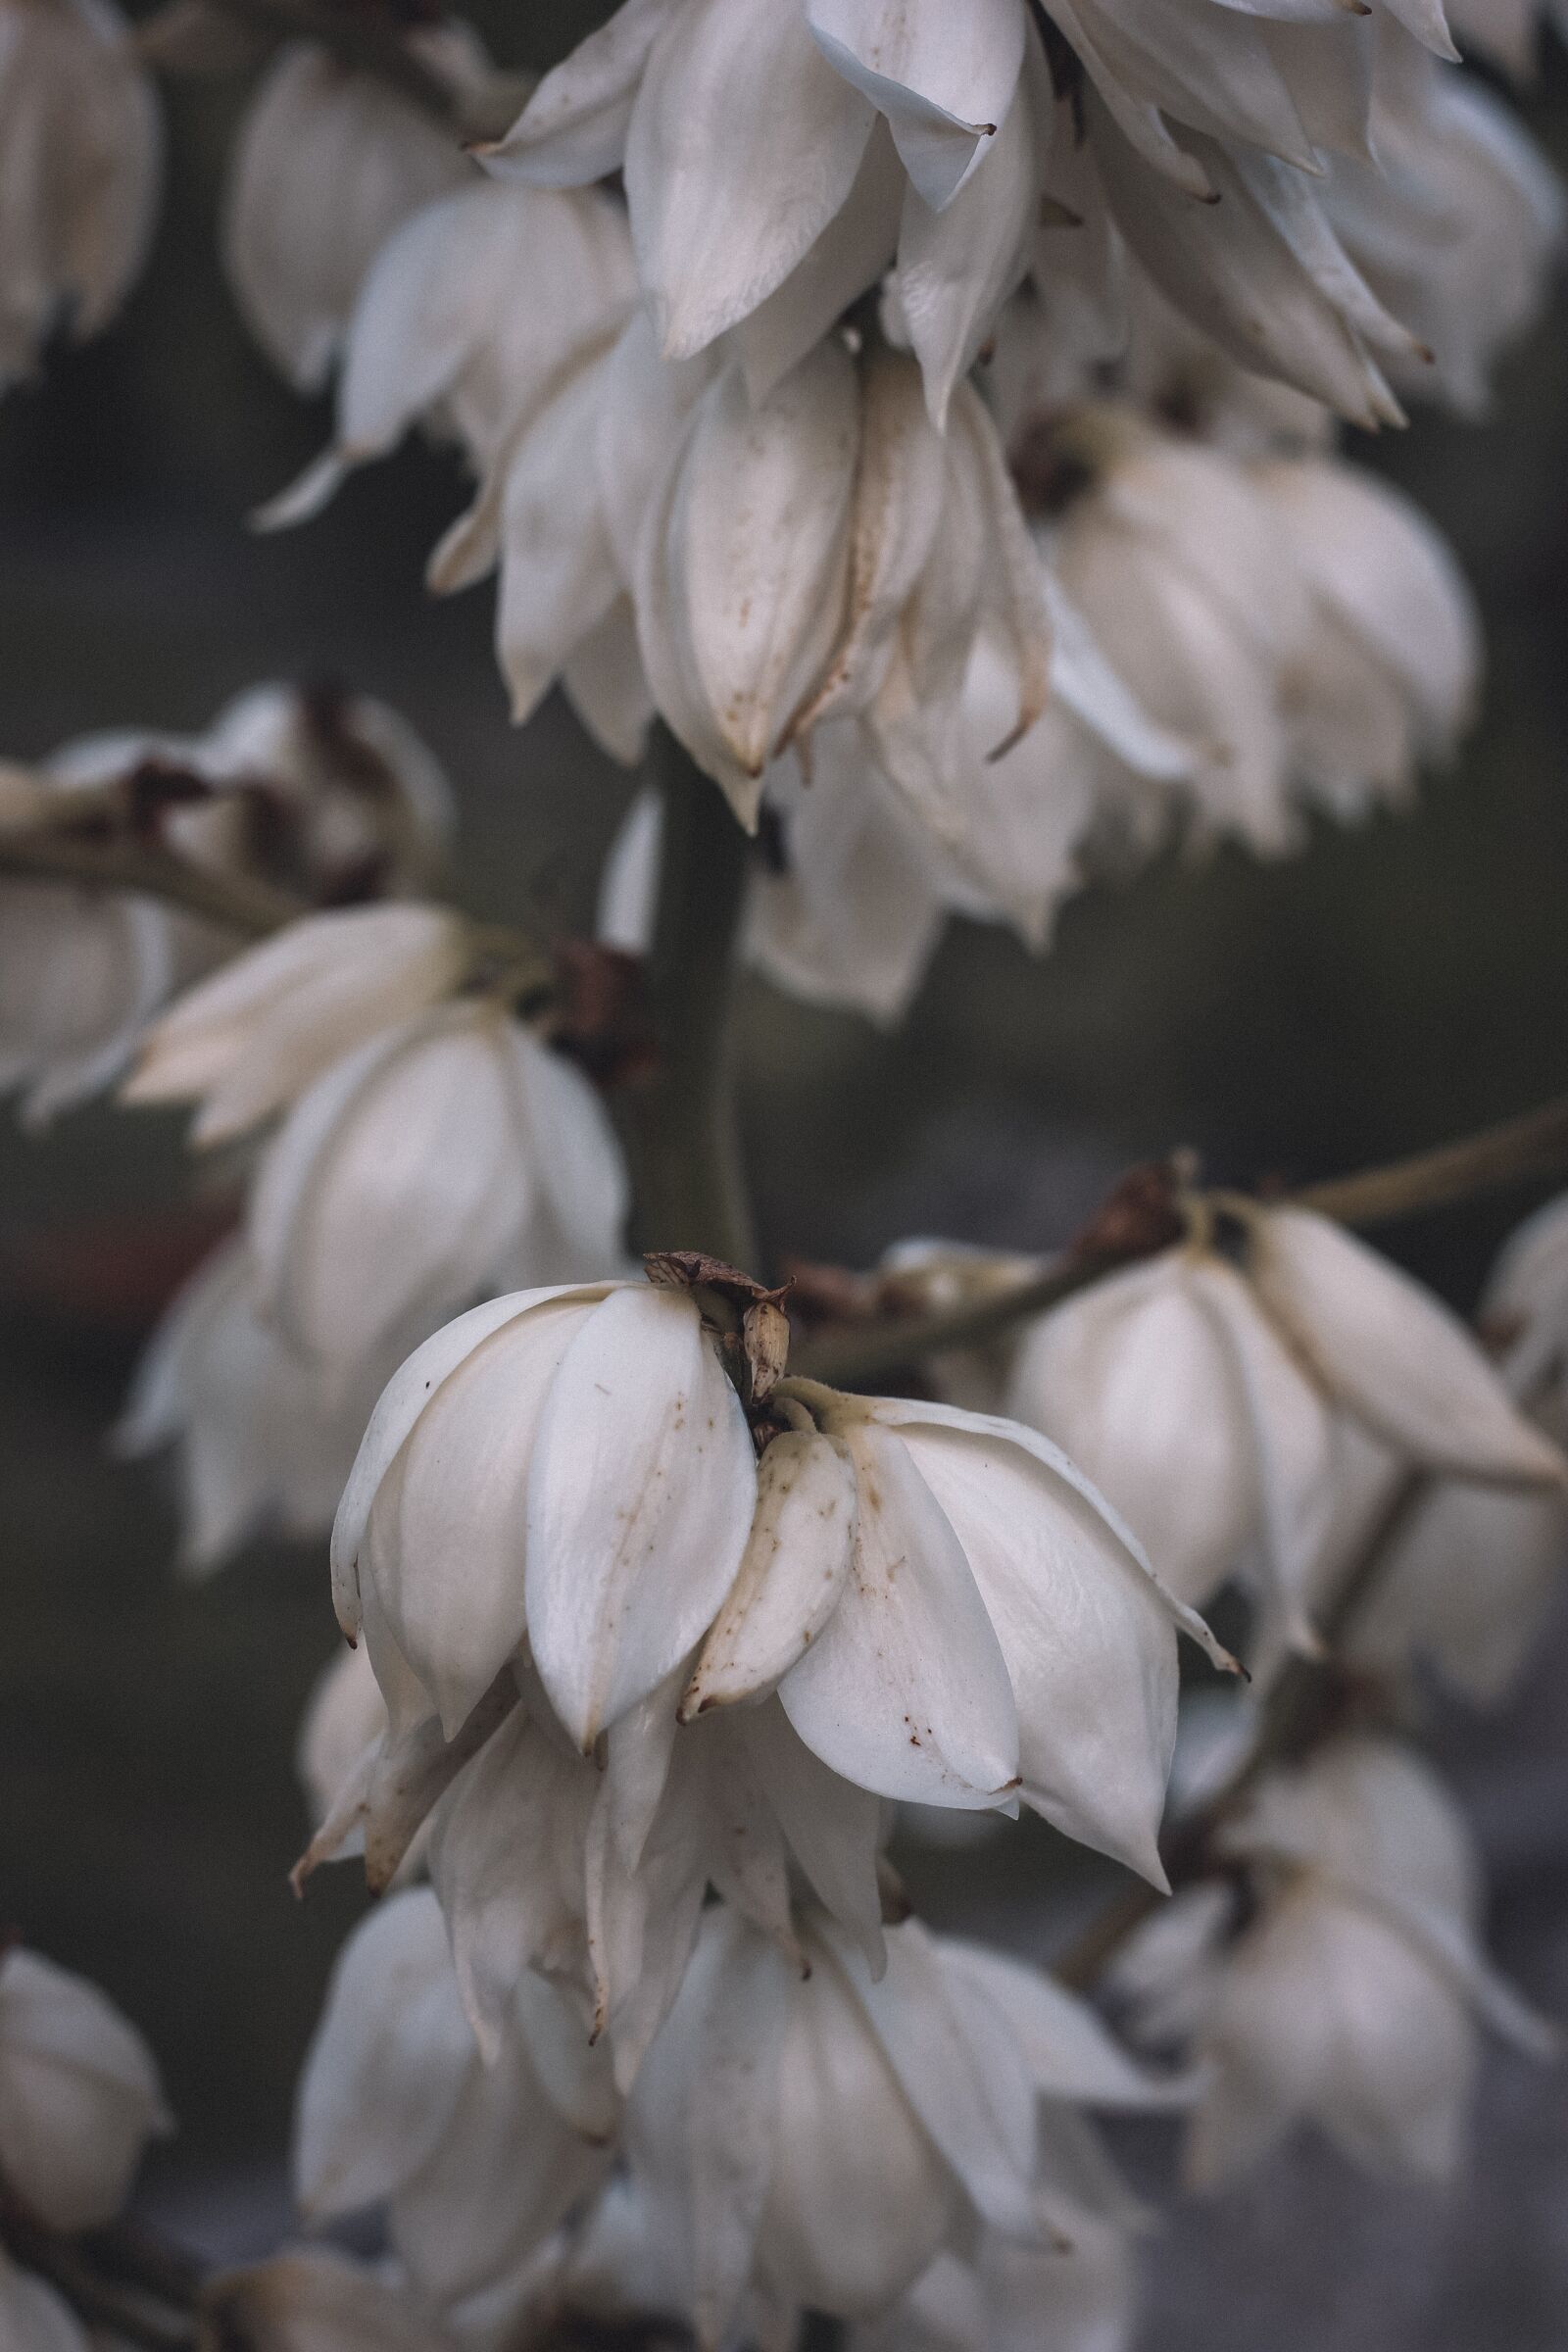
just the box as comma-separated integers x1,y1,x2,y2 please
246,1004,629,1368
622,1902,1182,2345
257,176,637,529
221,24,490,391
1252,453,1480,819
1007,1202,1565,1642
0,1945,171,2230
116,1239,407,1574
333,1274,1226,1885
482,0,1457,427
295,1888,616,2313
1111,1735,1556,2186
0,0,162,391
122,904,471,1145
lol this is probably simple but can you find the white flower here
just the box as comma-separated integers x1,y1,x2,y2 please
248,1004,628,1367
122,904,470,1144
335,1277,1224,1881
600,581,1189,1028
0,0,161,390
685,1380,1224,1881
0,2253,89,2352
1112,1735,1555,2186
1252,453,1479,820
624,1902,1180,2345
222,26,489,392
258,177,636,528
116,1239,404,1573
1040,407,1310,853
0,1946,171,2229
331,1281,756,1744
1007,1205,1565,1640
1320,24,1565,417
296,1888,615,2313
484,0,1051,416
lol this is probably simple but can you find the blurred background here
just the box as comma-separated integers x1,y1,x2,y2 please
4,10,1568,2346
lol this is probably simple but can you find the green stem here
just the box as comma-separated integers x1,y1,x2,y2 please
630,727,759,1274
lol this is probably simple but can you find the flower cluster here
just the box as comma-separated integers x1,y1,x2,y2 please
0,1944,170,2349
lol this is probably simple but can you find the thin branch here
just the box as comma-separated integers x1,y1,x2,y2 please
0,820,303,938
1297,1096,1568,1228
795,1095,1568,1388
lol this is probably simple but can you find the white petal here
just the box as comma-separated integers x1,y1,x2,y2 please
636,345,860,825
368,1294,600,1736
684,1429,858,1715
807,0,1028,209
525,1287,758,1745
479,0,677,185
625,0,876,358
937,1937,1193,2109
779,1418,1020,1808
294,1888,476,2219
330,1286,612,1639
0,1952,169,2231
509,1024,630,1267
893,20,1050,424
1245,1205,1568,1485
872,1398,1218,1882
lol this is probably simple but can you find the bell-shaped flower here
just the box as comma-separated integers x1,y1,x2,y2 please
483,0,1052,414
1009,1203,1565,1646
705,1381,1228,1881
116,1239,405,1574
0,0,161,391
625,1902,1182,2346
1254,453,1479,819
258,177,635,528
296,1888,616,2313
331,1280,756,1745
0,2253,89,2352
122,904,470,1145
1040,405,1312,853
0,1946,171,2230
199,2250,453,2352
1114,1735,1555,2187
1007,1244,1342,1636
1240,1200,1567,1485
248,1003,629,1369
221,24,492,391
1320,24,1565,416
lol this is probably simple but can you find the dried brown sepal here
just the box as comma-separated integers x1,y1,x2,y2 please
741,1298,791,1405
551,939,655,1085
645,1253,794,1405
1067,1158,1189,1265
